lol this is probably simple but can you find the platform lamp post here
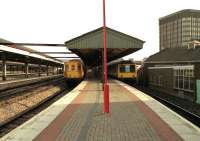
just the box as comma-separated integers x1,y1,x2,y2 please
102,0,109,113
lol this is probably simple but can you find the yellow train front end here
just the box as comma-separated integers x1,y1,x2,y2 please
108,60,137,82
64,60,84,82
117,63,137,81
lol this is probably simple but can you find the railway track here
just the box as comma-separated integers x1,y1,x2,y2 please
0,78,77,137
0,76,63,100
0,88,71,137
125,81,200,128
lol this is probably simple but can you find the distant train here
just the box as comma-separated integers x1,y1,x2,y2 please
63,59,85,82
108,60,137,81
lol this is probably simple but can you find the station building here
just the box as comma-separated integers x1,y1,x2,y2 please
144,43,200,103
159,9,200,50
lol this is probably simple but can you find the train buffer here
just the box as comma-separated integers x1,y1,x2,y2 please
1,80,200,141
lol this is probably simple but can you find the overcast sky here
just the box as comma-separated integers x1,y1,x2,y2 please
0,0,200,61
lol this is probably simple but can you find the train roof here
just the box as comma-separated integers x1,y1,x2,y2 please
64,59,82,63
108,59,135,66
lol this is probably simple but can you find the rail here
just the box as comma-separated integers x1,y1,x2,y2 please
0,77,75,137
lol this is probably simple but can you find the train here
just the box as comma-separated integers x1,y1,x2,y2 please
108,60,137,82
63,59,138,83
63,59,85,82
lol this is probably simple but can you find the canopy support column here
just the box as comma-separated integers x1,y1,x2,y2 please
2,53,7,81
25,62,29,78
46,65,49,76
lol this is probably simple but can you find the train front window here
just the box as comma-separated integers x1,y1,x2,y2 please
120,65,125,72
78,65,81,71
125,65,130,72
120,65,135,73
71,65,75,71
130,65,135,72
65,65,69,71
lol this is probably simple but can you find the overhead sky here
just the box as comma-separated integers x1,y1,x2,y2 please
0,0,200,61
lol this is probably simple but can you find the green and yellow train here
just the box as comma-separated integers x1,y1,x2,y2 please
108,60,137,81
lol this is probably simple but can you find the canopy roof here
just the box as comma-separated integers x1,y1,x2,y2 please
0,38,63,65
65,27,144,67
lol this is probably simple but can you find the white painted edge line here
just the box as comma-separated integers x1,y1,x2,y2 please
0,81,88,141
115,80,200,133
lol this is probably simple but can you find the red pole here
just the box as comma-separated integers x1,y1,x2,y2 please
103,0,109,113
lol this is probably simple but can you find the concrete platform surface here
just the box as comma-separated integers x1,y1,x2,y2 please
1,80,200,141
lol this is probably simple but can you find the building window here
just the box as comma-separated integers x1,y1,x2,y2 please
173,67,194,92
149,75,163,86
158,76,163,86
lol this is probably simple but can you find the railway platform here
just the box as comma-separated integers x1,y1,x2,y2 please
0,75,62,91
1,80,200,141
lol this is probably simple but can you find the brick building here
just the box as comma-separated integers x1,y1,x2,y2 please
144,46,200,103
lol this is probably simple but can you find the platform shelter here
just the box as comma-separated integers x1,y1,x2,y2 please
65,27,145,67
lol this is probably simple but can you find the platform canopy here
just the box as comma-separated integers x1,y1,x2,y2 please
65,27,145,67
0,38,63,66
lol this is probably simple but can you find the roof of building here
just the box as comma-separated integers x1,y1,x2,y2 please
159,9,200,24
145,47,200,64
65,27,144,67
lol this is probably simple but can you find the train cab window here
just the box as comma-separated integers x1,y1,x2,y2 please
71,65,75,71
77,65,81,71
120,65,132,72
120,65,125,72
120,64,136,73
65,65,69,71
130,65,135,72
125,65,130,72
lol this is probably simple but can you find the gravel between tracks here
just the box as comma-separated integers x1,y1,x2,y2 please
0,81,66,125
